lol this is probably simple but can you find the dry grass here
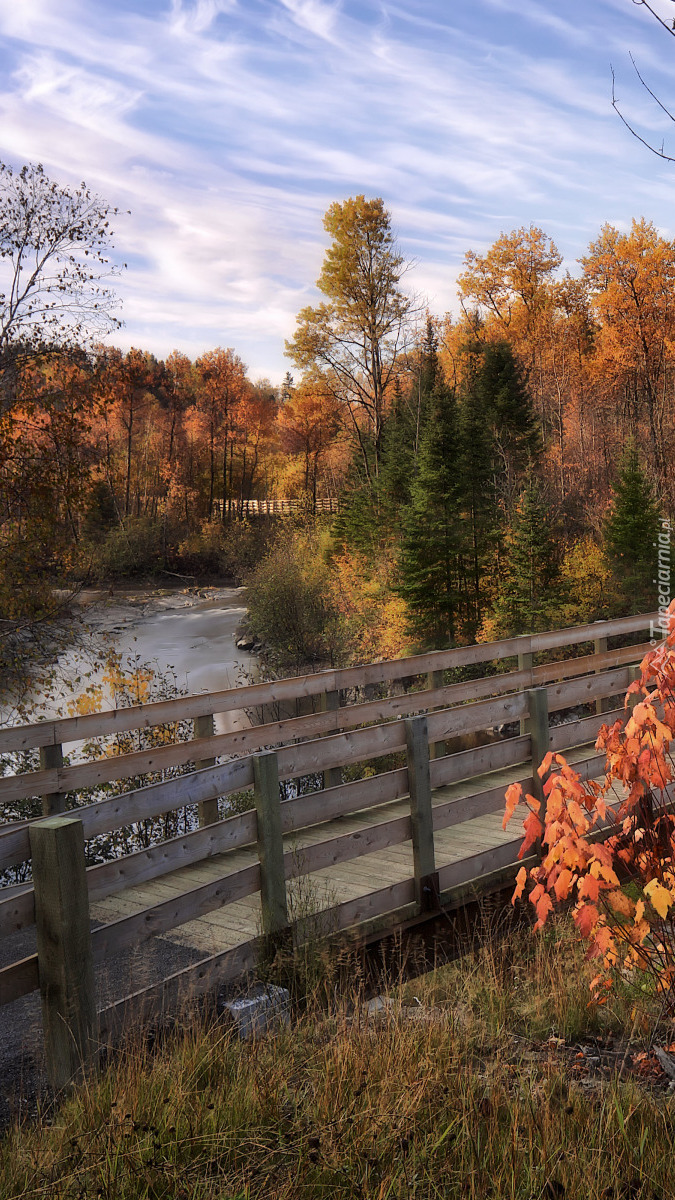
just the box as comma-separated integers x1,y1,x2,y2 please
0,917,674,1199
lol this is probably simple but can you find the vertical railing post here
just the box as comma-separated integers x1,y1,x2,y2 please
518,652,534,735
253,751,288,937
527,688,550,811
594,629,609,715
627,663,642,711
38,743,66,816
320,690,342,790
29,816,96,1091
194,713,219,826
404,715,438,911
426,669,446,760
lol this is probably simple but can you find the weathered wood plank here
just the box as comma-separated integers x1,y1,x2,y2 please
98,936,264,1042
405,715,436,907
253,752,287,936
98,875,420,1037
30,816,96,1089
86,810,258,903
547,667,630,712
284,812,413,880
437,838,524,891
433,778,531,832
0,756,255,872
0,954,39,1005
281,768,410,833
90,863,261,961
0,613,655,755
427,692,529,742
429,735,531,788
549,708,623,753
0,886,34,936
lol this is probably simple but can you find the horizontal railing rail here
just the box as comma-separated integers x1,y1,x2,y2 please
0,624,653,821
0,612,654,755
0,615,655,1090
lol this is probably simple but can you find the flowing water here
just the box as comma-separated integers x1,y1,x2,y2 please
5,585,258,739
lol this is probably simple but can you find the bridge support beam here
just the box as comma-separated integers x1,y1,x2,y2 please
29,816,96,1092
518,652,533,735
38,743,66,816
426,670,446,760
594,633,609,715
627,663,642,710
405,716,438,912
320,690,342,790
253,751,288,937
527,687,550,818
194,713,219,826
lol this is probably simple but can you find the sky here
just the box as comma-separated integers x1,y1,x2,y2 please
1,0,675,383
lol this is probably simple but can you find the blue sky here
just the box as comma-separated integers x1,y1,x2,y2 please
1,0,674,381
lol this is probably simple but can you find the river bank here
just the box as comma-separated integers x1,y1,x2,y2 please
3,583,259,734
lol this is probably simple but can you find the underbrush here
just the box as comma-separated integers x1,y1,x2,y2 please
78,515,277,584
1,915,674,1199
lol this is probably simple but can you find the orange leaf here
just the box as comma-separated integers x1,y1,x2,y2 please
645,880,673,919
512,866,528,905
534,891,553,931
503,782,522,830
519,810,543,859
577,874,600,903
538,751,554,778
607,889,634,918
554,868,574,902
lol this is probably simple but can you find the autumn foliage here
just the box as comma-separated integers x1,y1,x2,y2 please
505,603,675,1006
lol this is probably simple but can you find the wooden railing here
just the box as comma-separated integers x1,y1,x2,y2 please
212,497,339,517
0,612,657,1088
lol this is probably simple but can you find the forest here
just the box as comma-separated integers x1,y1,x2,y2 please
0,176,670,679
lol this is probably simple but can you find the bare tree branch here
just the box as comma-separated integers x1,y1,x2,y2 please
612,60,675,162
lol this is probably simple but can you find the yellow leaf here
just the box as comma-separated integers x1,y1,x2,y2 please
644,880,673,919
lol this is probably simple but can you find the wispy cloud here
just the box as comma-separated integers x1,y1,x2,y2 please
0,0,673,379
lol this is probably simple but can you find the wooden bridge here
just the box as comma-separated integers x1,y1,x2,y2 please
0,612,656,1087
212,497,338,517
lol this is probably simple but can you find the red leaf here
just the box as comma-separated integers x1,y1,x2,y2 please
574,903,599,938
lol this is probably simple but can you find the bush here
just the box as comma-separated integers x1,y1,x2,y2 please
245,529,346,672
85,516,167,579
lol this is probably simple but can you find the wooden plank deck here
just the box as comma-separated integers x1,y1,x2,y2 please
90,741,603,956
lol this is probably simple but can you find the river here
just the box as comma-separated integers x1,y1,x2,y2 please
7,584,258,737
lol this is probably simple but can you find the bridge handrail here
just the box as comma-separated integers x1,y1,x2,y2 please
0,644,644,1085
0,639,649,810
0,611,656,758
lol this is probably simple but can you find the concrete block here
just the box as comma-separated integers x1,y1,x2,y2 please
218,985,290,1039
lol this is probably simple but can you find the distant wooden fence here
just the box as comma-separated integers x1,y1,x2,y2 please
0,611,657,1088
212,497,338,517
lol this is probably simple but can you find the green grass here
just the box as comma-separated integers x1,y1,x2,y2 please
1,917,674,1199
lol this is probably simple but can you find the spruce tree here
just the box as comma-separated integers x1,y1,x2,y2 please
603,447,661,613
490,478,561,636
468,341,540,508
334,321,441,558
458,372,499,634
396,381,468,647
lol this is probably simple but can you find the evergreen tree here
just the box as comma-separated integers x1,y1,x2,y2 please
458,370,499,634
603,447,661,613
331,442,380,558
396,382,468,647
334,321,441,558
490,478,561,636
468,341,540,509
